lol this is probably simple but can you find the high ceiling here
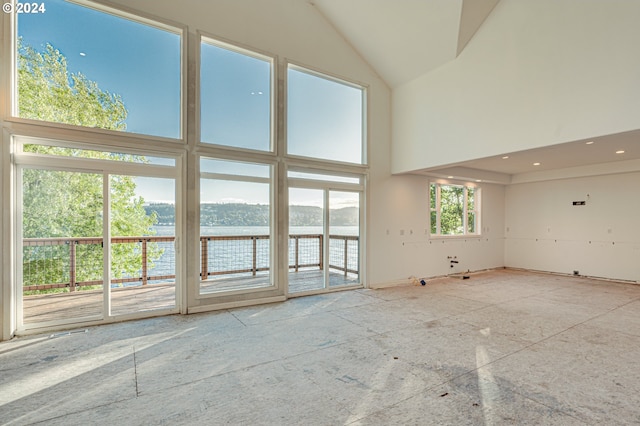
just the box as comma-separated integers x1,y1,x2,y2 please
415,129,640,184
310,0,499,88
311,0,640,183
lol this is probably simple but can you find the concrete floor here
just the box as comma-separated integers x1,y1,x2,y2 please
2,269,640,425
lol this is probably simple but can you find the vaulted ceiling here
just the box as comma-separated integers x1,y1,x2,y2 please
310,0,500,88
311,0,640,182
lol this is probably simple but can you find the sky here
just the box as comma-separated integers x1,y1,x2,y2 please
17,0,363,207
18,0,181,139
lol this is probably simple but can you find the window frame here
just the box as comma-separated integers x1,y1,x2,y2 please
9,0,187,144
1,2,372,336
197,154,277,298
285,62,368,167
197,32,277,154
13,135,183,331
286,166,365,295
429,182,481,237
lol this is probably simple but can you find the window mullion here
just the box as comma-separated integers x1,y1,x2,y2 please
463,186,468,235
436,185,441,235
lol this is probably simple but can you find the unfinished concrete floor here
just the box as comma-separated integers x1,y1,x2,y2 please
2,269,640,425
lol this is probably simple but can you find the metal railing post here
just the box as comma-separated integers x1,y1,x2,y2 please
69,240,76,292
141,239,148,285
319,235,323,270
201,237,209,280
343,237,348,277
252,237,257,276
295,236,299,272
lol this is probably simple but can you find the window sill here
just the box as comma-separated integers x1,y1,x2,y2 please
430,234,482,240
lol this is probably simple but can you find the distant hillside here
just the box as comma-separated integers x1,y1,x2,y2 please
144,203,358,227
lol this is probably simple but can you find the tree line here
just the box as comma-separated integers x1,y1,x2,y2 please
146,203,359,227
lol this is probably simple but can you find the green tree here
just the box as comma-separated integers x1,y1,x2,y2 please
440,185,464,235
19,41,161,291
18,42,127,130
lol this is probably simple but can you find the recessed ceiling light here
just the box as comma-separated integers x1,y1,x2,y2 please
475,179,482,182
533,162,541,166
447,176,454,179
502,156,509,159
585,141,594,145
616,150,625,154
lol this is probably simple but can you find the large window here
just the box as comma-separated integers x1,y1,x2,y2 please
200,36,273,151
430,183,480,236
16,139,179,328
16,0,182,139
4,1,370,336
199,157,274,294
287,65,365,164
288,170,362,294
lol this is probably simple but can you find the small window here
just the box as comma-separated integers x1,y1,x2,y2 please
430,183,480,236
287,65,365,164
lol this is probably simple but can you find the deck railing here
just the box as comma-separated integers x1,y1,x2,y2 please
22,233,358,292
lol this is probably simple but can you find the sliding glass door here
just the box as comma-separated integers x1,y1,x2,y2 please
287,172,363,295
16,139,179,330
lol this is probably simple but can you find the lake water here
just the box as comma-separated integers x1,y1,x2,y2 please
153,225,359,237
144,225,359,281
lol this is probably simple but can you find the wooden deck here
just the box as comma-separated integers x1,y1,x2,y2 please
23,270,360,325
23,284,177,324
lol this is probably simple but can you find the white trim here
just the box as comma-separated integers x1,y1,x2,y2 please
15,153,177,178
15,138,181,332
11,0,187,142
187,295,286,314
287,284,363,298
287,177,363,192
68,0,185,35
284,61,368,167
1,2,372,334
13,306,179,336
286,60,370,92
103,173,111,318
197,30,277,154
200,172,270,185
5,119,186,150
429,182,482,238
366,278,413,290
197,157,277,298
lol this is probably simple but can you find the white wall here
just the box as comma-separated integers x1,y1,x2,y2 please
505,172,640,282
368,174,505,286
392,0,640,173
106,0,507,289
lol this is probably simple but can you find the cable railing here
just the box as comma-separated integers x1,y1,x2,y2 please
22,234,359,293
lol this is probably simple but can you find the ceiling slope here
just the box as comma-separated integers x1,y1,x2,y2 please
310,0,499,88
